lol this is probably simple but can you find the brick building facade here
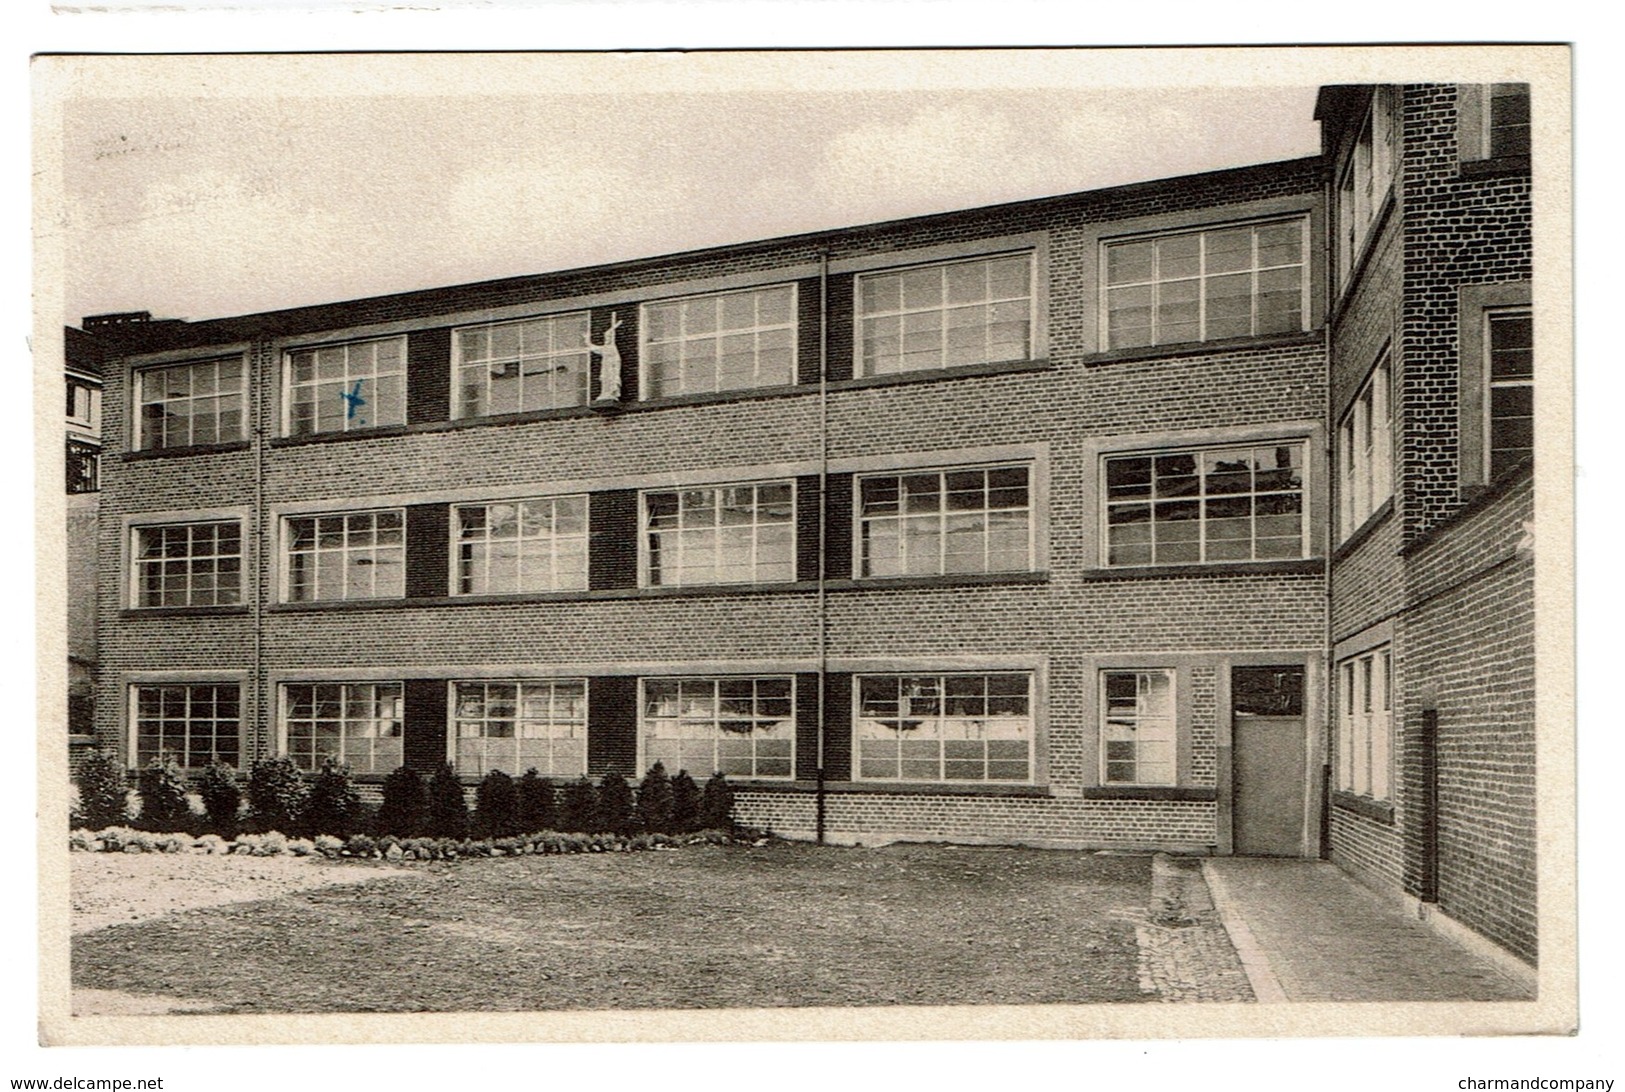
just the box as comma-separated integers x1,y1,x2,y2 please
77,82,1539,968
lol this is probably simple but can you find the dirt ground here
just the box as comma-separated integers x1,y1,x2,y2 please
70,842,1162,1013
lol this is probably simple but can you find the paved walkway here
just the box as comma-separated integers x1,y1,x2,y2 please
1201,857,1534,1002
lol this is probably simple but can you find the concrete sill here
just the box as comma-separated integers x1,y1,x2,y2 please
1080,786,1217,802
1331,790,1395,825
1079,559,1322,581
123,440,251,461
1332,497,1395,562
1081,330,1322,368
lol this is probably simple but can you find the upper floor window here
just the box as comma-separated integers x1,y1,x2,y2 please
132,520,243,608
1487,309,1533,478
282,681,403,775
1336,647,1391,801
452,678,587,779
285,336,406,436
642,676,794,780
1485,84,1531,159
455,496,589,596
1338,356,1393,538
1104,443,1306,566
67,379,100,431
1337,87,1397,285
135,358,246,451
641,285,796,398
855,672,1033,784
132,682,241,769
643,482,794,588
1103,219,1307,349
284,509,405,602
454,313,592,417
857,253,1033,375
857,465,1032,578
1101,669,1175,786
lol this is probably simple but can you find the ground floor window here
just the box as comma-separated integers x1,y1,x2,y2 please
452,679,587,777
132,683,241,768
1337,647,1392,800
855,673,1033,783
282,682,404,774
1100,669,1176,786
641,677,794,779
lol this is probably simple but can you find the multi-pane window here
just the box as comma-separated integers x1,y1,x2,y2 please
1337,87,1397,284
282,682,403,774
642,286,796,398
456,496,589,596
1101,670,1176,786
1104,443,1306,566
858,466,1032,577
642,677,794,780
855,673,1033,783
644,483,794,587
857,254,1033,375
1486,84,1531,159
285,337,406,435
1104,220,1307,349
67,379,98,428
454,313,592,417
133,521,243,608
1338,357,1393,538
135,358,246,450
285,510,405,602
132,683,240,768
1337,648,1392,801
452,679,587,778
1488,309,1534,478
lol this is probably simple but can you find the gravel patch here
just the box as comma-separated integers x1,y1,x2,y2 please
71,852,414,935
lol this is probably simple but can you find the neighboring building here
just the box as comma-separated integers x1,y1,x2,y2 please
1317,84,1535,967
65,325,104,757
79,83,1540,971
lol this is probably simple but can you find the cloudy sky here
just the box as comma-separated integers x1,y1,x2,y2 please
46,53,1322,325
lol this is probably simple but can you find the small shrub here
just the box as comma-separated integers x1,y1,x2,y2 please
515,770,557,835
559,777,598,833
636,763,675,835
670,770,701,833
700,773,735,833
473,770,520,839
197,758,243,837
69,829,94,852
313,834,344,858
595,772,635,835
426,764,469,840
193,833,226,854
246,757,308,837
306,759,361,838
75,749,129,830
135,755,192,832
345,833,378,858
376,766,429,837
286,837,316,857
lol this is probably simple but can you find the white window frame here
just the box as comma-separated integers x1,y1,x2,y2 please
279,680,405,775
449,678,589,779
854,251,1036,377
281,508,407,603
452,495,590,596
1336,87,1397,286
1101,441,1310,567
855,463,1035,579
1336,647,1392,801
133,356,248,451
638,284,799,399
639,676,796,781
1100,217,1310,350
282,335,408,437
129,519,245,609
129,681,244,770
640,481,797,588
1485,307,1534,480
1337,356,1393,539
1099,669,1177,787
853,672,1035,785
67,378,101,435
451,311,594,418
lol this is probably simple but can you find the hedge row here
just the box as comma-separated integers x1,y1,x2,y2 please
69,825,742,860
72,750,735,842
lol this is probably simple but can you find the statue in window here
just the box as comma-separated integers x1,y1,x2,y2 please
587,313,623,403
